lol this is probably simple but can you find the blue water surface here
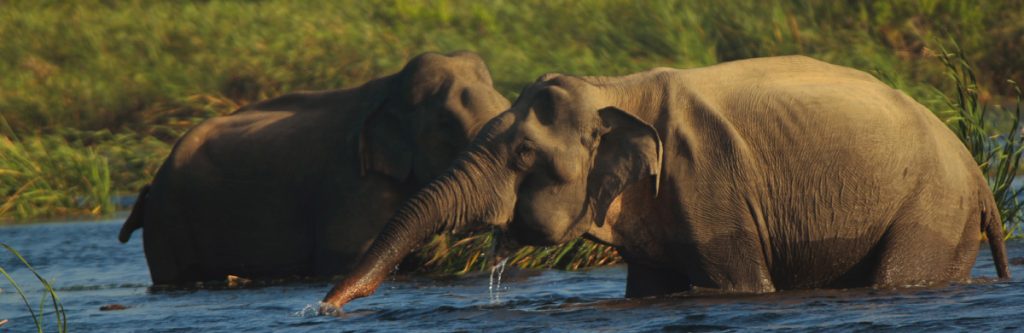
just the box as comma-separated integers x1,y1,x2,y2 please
1,219,1022,332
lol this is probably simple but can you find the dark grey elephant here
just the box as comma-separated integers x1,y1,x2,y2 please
118,52,509,285
322,55,1009,309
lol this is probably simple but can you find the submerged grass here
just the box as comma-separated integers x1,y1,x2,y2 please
408,230,621,274
0,243,67,333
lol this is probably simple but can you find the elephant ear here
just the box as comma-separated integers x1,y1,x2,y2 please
588,107,663,227
358,104,414,181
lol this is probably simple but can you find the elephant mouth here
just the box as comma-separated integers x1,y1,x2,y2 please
507,216,569,246
489,227,522,259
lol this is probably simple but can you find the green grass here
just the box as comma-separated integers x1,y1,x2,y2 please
0,115,115,222
2,1,1021,134
0,124,171,222
0,243,67,333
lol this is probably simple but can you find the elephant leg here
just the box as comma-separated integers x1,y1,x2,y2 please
626,262,690,298
144,227,181,285
688,232,776,293
871,221,962,287
141,188,196,285
144,218,200,285
949,216,982,281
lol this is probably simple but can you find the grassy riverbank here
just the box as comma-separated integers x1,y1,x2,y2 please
2,0,1023,271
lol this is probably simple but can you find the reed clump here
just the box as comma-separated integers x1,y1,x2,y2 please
941,43,1024,237
0,117,114,222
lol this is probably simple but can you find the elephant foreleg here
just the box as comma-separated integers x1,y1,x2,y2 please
625,262,691,298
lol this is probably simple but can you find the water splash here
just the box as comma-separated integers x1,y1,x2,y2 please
294,302,342,317
489,257,509,304
293,303,320,317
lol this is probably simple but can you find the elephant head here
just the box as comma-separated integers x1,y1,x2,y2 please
358,51,510,186
322,74,662,310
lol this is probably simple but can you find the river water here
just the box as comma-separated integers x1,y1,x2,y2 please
1,218,1022,332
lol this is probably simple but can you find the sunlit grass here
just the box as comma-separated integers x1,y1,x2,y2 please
0,116,114,222
2,1,1020,134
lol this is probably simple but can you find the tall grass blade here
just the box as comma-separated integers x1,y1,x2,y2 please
0,243,67,333
940,42,1024,237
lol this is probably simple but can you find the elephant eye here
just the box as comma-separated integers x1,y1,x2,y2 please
587,129,602,149
512,143,536,171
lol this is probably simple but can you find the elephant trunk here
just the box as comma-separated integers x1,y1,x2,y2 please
321,148,507,311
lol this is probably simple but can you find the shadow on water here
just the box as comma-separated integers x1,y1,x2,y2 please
2,219,1023,332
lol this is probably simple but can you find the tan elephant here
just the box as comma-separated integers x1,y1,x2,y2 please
323,55,1009,310
118,52,509,285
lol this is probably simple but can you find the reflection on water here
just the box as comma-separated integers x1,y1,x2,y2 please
1,219,1022,332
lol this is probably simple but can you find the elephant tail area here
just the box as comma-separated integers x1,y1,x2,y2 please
982,196,1010,279
118,184,151,243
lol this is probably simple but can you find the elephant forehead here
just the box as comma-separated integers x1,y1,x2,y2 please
524,92,600,132
402,65,493,105
517,109,585,143
404,52,480,78
408,57,493,89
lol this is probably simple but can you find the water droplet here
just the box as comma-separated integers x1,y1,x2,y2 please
389,264,400,287
489,257,509,304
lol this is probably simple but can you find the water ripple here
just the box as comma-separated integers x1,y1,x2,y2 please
2,219,1023,332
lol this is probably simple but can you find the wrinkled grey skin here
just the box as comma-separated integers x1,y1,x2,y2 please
322,55,1010,310
118,52,508,285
